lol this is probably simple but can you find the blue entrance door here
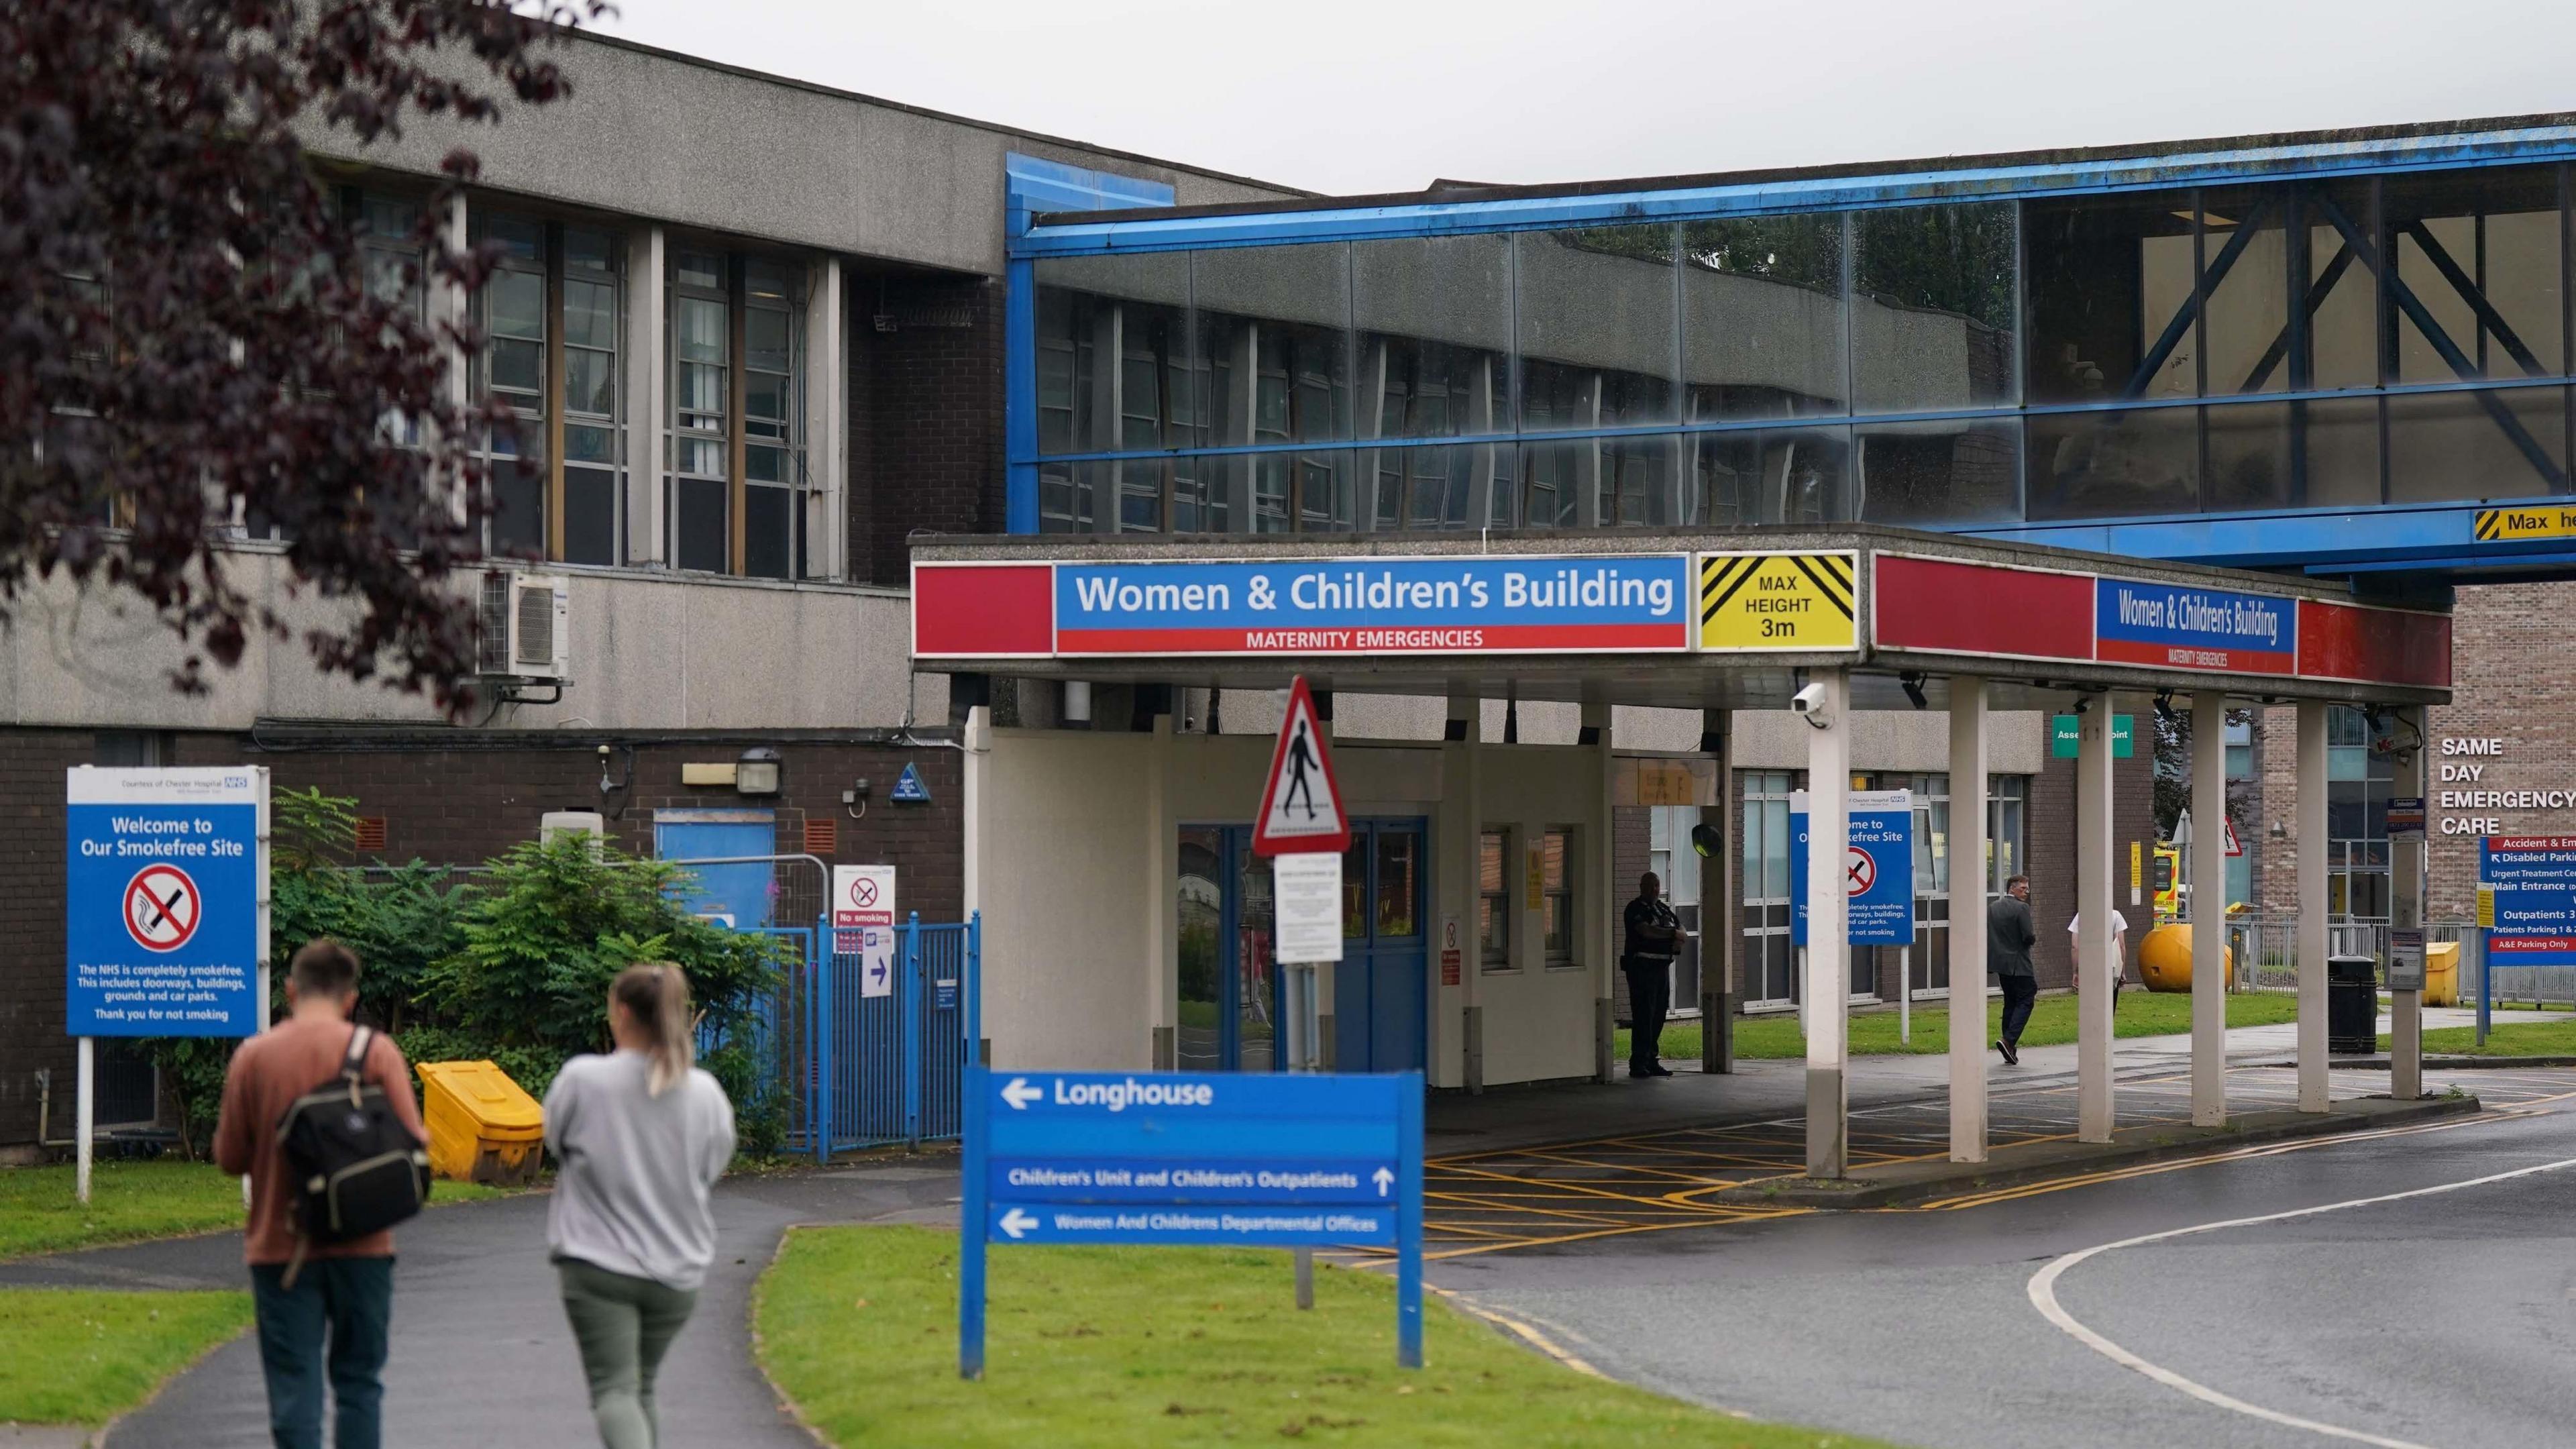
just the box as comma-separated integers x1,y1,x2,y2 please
1178,819,1426,1074
1334,820,1428,1073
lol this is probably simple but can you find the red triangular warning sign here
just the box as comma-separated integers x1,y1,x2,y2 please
1252,676,1350,856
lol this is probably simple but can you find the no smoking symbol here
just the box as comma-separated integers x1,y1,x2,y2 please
125,864,203,953
850,877,879,908
1843,846,1876,898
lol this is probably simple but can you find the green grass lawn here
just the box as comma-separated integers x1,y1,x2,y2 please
1619,989,2304,1063
0,1159,513,1263
757,1225,1900,1449
0,1288,252,1426
2387,1016,2576,1057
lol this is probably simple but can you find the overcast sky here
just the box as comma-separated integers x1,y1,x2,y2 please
597,1,2576,196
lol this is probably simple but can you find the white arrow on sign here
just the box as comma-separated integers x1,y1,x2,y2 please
998,1208,1037,1240
1373,1167,1394,1198
1001,1077,1043,1111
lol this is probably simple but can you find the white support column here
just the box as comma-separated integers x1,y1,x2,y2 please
624,223,667,566
2297,701,2330,1112
1454,692,1485,1093
1805,671,1851,1178
1948,676,1989,1163
2077,695,2116,1143
2391,704,2428,1100
1585,700,1615,1083
2191,691,2229,1126
1145,711,1176,1070
802,256,845,580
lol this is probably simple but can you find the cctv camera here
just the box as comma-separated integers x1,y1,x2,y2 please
1790,681,1833,731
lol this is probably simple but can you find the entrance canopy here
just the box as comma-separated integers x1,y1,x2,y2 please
912,525,2451,711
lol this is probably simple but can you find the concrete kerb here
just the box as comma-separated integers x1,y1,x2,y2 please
1706,1093,2484,1210
2316,1055,2576,1071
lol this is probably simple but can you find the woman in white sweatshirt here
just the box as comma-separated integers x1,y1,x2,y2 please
543,963,736,1449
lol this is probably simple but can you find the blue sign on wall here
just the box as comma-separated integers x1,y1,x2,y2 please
1790,790,1915,947
2481,835,2576,965
960,1067,1423,1376
2094,578,2297,676
65,767,267,1038
1051,555,1693,657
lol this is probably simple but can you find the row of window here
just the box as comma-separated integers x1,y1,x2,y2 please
1032,162,2576,533
239,190,816,579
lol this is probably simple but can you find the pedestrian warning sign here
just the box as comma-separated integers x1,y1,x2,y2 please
1698,551,1858,651
2474,504,2576,543
1252,676,1348,856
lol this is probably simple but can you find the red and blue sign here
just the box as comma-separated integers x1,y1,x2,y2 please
2094,578,2296,675
2481,836,2576,964
916,555,1690,658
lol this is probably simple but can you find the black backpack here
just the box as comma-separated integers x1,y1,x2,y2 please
275,1025,432,1252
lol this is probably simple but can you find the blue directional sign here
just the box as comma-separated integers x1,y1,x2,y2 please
960,1067,1424,1377
64,767,267,1038
2480,835,2576,965
1790,790,1914,947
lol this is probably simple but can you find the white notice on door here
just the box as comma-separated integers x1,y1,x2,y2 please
1273,851,1345,965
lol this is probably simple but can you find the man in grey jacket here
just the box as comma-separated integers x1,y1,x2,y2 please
1988,874,2039,1065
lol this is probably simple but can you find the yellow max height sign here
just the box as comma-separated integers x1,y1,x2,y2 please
2475,505,2576,542
1699,551,1859,651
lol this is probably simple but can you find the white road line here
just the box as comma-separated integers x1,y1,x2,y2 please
2027,1155,2576,1448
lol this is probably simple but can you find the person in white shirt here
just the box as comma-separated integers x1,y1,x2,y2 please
543,963,736,1449
2068,910,2132,999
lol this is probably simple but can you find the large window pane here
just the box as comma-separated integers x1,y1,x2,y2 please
1517,224,1679,429
2201,182,2377,397
1682,213,1848,420
2024,193,2197,406
1688,425,1854,526
1033,252,1193,457
745,485,793,580
2385,165,2565,386
1852,203,2017,413
1352,234,1512,439
2204,396,2383,511
564,466,616,566
1196,243,1352,446
2026,407,2196,519
2387,386,2570,502
1861,417,2020,525
1366,442,1509,531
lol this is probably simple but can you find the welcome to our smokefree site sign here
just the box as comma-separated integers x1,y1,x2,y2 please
66,767,268,1038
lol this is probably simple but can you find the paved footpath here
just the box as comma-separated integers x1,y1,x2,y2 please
0,1163,959,1448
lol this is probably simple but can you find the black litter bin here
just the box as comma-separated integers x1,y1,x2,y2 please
2328,955,2379,1055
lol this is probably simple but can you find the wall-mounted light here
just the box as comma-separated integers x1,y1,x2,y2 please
1690,822,1723,858
736,747,783,798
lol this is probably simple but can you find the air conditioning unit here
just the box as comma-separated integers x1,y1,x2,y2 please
476,570,571,681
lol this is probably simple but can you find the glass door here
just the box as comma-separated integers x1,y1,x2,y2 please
1175,824,1277,1072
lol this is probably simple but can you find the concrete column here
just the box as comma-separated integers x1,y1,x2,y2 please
623,223,667,566
1805,671,1851,1178
1448,691,1483,1093
2391,705,2428,1100
1947,677,1988,1163
801,256,845,580
1586,699,1615,1083
1701,708,1735,1075
2191,691,2229,1126
2077,695,2116,1143
2297,701,2330,1112
1145,711,1176,1070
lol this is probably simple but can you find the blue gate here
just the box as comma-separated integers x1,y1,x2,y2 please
810,912,979,1157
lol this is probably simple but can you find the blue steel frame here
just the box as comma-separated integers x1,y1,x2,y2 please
1003,121,2576,577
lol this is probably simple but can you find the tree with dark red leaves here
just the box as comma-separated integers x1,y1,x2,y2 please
1,1,607,714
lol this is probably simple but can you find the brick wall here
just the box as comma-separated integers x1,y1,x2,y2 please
2023,733,2158,991
847,273,1005,586
0,731,94,1148
0,729,965,1146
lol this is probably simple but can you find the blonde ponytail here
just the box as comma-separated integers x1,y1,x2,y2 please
612,963,694,1096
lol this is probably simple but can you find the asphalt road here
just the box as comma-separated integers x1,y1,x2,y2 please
1436,1071,2576,1449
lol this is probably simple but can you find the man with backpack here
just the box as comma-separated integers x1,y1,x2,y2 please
215,939,429,1449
